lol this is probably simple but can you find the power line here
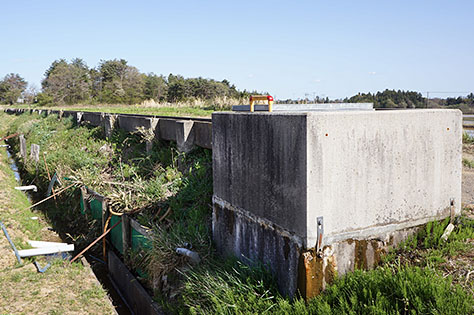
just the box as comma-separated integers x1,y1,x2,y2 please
426,91,471,94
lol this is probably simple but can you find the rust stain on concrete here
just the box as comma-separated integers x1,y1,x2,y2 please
297,249,324,300
354,239,368,269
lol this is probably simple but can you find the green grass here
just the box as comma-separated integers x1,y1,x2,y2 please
463,132,474,144
463,158,474,168
177,256,474,315
2,103,215,117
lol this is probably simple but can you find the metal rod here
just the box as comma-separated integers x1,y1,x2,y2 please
70,218,122,263
26,183,75,210
0,221,22,264
0,132,19,142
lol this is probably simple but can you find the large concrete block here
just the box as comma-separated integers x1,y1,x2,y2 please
212,109,462,298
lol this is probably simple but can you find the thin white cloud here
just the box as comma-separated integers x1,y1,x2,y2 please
369,71,377,75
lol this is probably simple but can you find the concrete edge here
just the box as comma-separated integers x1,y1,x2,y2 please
108,250,164,315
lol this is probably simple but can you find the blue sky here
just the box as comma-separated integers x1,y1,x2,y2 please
0,0,473,99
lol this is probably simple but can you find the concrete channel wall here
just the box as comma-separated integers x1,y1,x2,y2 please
212,109,462,299
4,108,212,152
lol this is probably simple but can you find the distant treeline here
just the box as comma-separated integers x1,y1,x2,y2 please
345,90,474,112
279,89,474,113
0,58,258,106
344,90,425,108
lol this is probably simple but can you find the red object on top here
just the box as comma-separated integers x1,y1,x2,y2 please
267,95,274,101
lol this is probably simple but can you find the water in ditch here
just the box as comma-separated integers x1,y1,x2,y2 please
3,143,131,315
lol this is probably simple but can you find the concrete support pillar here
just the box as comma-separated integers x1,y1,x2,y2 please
146,118,159,153
176,120,194,153
76,112,83,125
103,114,118,139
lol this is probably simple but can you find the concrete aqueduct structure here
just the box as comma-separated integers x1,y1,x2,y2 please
5,106,463,300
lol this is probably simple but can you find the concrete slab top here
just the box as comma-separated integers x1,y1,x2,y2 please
220,108,462,116
232,103,373,112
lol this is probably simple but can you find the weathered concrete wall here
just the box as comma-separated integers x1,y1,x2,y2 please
213,113,308,238
212,197,302,296
212,109,462,298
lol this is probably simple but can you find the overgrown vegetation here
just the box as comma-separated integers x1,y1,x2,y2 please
1,111,472,314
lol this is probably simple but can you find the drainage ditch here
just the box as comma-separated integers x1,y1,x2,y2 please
4,142,132,315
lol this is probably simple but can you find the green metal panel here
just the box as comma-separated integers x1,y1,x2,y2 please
110,215,123,254
89,199,103,220
131,228,151,250
131,227,151,278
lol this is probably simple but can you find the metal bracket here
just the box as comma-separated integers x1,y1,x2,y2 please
316,216,324,256
450,198,455,223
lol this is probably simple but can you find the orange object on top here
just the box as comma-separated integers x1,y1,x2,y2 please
249,95,274,112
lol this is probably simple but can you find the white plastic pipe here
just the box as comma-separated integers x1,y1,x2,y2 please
176,248,201,264
15,185,38,192
18,244,74,257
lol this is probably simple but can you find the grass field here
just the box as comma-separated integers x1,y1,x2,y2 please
0,103,215,118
